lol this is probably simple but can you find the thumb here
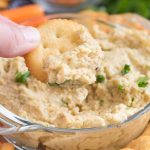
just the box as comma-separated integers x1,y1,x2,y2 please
0,16,40,58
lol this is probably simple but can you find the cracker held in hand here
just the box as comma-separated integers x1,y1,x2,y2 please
25,19,103,85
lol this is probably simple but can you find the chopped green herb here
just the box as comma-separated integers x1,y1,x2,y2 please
15,71,30,84
130,97,135,107
121,64,131,75
61,99,68,107
63,80,71,85
97,19,116,28
118,84,124,92
137,76,149,88
48,80,71,87
96,75,105,83
48,82,59,86
99,99,104,106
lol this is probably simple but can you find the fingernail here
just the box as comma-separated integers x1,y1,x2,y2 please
21,26,41,44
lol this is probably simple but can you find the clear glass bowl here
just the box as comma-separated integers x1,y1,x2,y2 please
1,14,150,150
1,104,150,150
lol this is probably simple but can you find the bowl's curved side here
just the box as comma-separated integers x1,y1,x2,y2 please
3,108,150,150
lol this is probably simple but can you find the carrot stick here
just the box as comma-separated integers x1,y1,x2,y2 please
21,13,77,27
21,15,49,27
0,4,44,23
52,0,83,5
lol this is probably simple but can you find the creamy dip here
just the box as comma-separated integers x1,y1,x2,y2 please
0,26,150,129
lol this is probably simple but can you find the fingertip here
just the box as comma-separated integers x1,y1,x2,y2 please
20,26,41,47
0,17,41,57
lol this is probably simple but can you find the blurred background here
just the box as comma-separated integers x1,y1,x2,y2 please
0,0,150,19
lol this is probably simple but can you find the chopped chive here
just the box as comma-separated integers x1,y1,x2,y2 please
63,80,71,84
96,74,105,83
61,99,68,107
118,84,124,92
130,97,135,107
137,76,149,88
15,71,30,84
48,82,59,86
97,19,116,28
121,64,130,75
99,99,104,106
48,80,71,87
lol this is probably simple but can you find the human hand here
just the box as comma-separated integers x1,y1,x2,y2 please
0,15,40,58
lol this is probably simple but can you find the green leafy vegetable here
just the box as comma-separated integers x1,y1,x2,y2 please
15,71,30,84
137,76,149,88
121,64,130,75
96,74,105,83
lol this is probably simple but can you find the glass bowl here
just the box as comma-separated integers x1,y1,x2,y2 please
1,104,150,150
1,14,150,150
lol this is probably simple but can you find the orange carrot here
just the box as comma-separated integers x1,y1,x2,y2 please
0,4,44,23
21,15,49,27
21,13,76,27
53,0,83,5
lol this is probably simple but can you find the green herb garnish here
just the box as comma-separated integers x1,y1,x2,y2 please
118,84,124,92
48,82,59,86
48,80,71,87
121,64,131,75
99,99,104,106
97,19,116,28
61,99,68,107
130,97,135,107
15,71,30,84
96,75,105,83
137,76,149,88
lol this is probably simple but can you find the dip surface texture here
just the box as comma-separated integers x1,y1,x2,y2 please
0,23,150,129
